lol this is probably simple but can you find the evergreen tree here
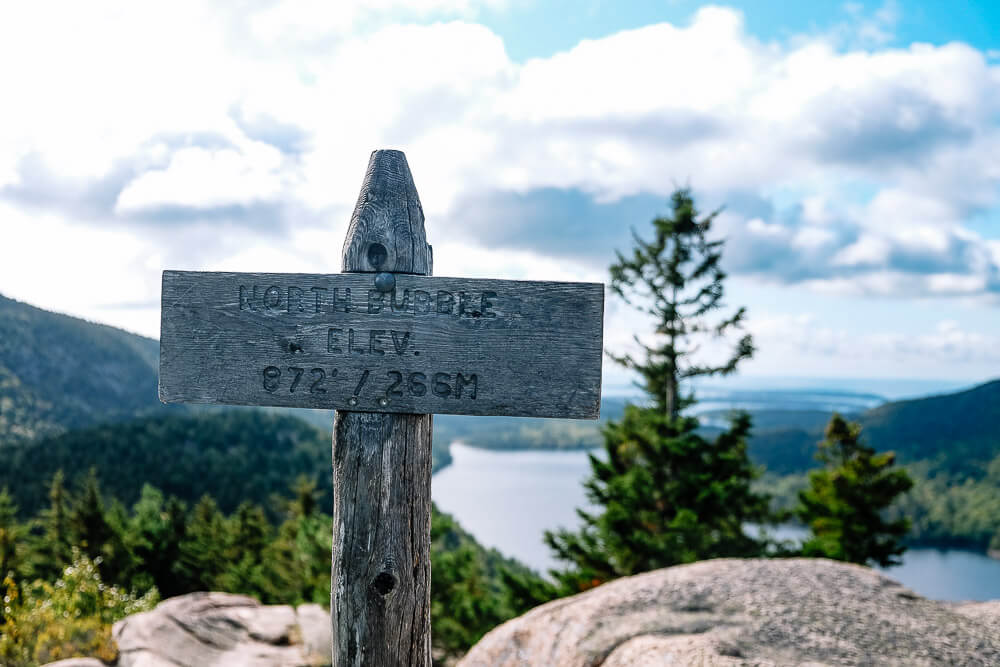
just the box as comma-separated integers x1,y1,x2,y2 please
797,414,914,567
29,471,73,580
290,475,318,518
496,564,559,615
429,509,509,660
546,188,773,592
100,498,136,589
177,495,228,591
126,486,188,596
0,488,25,580
607,188,753,418
260,477,330,605
69,469,113,564
217,501,271,596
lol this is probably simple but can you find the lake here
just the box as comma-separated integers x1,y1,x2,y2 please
432,443,1000,602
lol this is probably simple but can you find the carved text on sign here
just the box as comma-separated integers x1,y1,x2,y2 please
258,366,478,401
160,270,603,418
239,284,502,319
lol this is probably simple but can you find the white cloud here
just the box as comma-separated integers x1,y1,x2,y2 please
832,236,890,266
792,226,837,249
0,201,159,335
249,0,511,42
747,312,1000,379
925,273,987,294
0,1,999,367
748,218,787,237
116,144,290,213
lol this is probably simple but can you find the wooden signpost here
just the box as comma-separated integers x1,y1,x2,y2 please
158,149,604,665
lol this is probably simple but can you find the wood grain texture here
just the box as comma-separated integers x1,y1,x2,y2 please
342,149,431,275
158,271,604,419
332,408,433,666
334,149,432,667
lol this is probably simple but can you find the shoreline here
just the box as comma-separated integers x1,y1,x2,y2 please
437,441,1000,560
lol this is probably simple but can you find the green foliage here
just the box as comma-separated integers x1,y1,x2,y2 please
430,509,508,659
891,457,1000,550
746,380,1000,477
860,380,1000,476
797,414,914,567
0,292,163,447
546,408,775,591
0,550,158,666
547,189,774,592
27,470,73,581
0,471,547,661
123,486,188,597
430,508,554,660
0,411,334,519
261,511,332,606
759,458,1000,553
176,495,228,592
70,469,115,565
0,487,25,584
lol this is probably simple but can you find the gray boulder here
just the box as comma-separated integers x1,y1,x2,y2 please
112,592,331,667
459,558,1000,666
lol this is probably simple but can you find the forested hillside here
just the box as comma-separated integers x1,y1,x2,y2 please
863,380,1000,475
0,294,164,444
0,474,545,662
2,294,999,555
0,411,332,518
748,380,1000,475
436,381,1000,480
0,294,456,472
0,295,550,661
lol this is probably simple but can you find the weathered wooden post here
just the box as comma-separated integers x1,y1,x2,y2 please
158,148,604,666
332,150,433,665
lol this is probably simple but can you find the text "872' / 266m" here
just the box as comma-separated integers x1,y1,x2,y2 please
260,366,479,399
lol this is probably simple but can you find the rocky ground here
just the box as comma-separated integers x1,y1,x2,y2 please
44,558,1000,666
43,592,331,667
460,558,1000,666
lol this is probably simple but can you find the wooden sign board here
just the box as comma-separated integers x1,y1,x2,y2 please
159,270,604,419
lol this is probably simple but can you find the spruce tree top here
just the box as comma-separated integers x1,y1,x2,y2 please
609,188,753,417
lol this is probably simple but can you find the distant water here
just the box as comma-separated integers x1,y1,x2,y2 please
432,443,1000,602
687,376,977,402
691,388,884,425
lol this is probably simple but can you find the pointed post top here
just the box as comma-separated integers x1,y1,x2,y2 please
342,149,432,276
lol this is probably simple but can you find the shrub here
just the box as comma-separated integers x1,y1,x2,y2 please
0,549,158,666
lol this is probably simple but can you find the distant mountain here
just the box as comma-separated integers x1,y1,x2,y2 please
0,294,453,504
749,380,1000,476
861,380,1000,474
0,293,165,443
433,380,1000,481
4,291,996,492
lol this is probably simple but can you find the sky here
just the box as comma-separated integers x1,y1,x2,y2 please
0,0,998,392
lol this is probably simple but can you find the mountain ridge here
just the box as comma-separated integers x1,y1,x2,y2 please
746,379,1000,476
2,292,997,491
0,293,165,444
